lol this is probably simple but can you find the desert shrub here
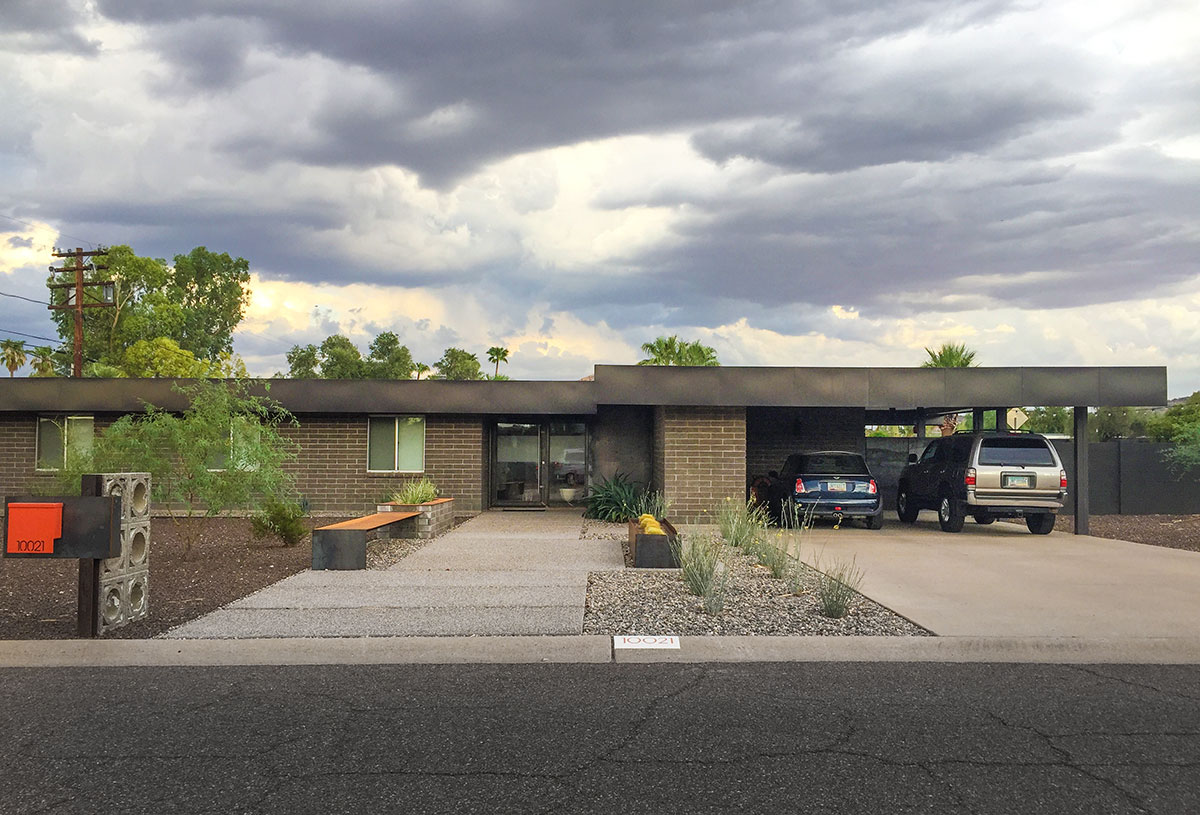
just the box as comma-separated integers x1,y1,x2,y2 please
671,531,726,597
251,497,308,547
716,498,767,549
392,476,439,504
815,556,865,618
631,490,671,521
755,529,792,579
584,473,640,522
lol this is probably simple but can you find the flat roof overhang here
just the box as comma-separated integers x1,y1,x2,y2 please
0,378,598,415
592,365,1168,410
0,365,1167,415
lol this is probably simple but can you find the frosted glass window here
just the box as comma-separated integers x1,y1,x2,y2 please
368,416,425,472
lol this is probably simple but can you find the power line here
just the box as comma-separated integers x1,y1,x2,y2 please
0,212,98,249
0,327,60,344
0,289,50,306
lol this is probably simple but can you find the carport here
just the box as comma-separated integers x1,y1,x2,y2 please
591,365,1168,531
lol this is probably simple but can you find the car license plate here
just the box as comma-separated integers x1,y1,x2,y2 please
827,481,847,492
1003,474,1033,488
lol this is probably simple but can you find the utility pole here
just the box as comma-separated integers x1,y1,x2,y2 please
48,247,115,377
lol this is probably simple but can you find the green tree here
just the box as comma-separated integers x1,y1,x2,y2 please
1,339,27,376
286,344,320,379
167,247,252,360
433,347,484,380
413,362,430,380
1022,406,1072,435
45,244,251,369
486,346,510,379
318,335,364,379
29,346,57,377
637,335,720,366
920,342,978,368
364,332,415,379
64,380,298,559
121,337,209,378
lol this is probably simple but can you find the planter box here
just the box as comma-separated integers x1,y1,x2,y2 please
376,497,455,539
627,518,680,568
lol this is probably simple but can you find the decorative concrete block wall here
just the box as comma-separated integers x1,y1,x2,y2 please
376,497,456,539
653,406,747,521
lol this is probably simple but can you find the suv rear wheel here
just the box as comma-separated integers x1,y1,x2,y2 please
896,487,918,523
1026,514,1056,535
974,512,995,525
937,492,964,533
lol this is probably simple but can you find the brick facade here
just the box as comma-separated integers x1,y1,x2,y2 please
746,407,866,481
284,414,485,515
653,406,747,521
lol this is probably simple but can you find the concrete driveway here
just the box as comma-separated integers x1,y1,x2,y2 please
796,517,1200,638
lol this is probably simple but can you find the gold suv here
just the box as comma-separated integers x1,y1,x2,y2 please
896,432,1067,534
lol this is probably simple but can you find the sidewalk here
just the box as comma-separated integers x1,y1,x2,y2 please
165,509,623,638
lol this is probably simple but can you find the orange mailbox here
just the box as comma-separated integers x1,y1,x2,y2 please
3,496,119,559
5,502,63,555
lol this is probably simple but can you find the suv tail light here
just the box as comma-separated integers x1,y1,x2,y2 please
1060,470,1068,489
965,468,977,487
794,478,806,494
868,479,878,494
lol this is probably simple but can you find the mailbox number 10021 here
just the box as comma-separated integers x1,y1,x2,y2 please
12,539,49,553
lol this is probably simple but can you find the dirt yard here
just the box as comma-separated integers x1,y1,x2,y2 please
1055,513,1200,552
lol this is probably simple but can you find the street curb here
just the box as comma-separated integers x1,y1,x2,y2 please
4,635,1200,668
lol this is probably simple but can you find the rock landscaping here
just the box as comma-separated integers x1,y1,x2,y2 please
581,519,931,637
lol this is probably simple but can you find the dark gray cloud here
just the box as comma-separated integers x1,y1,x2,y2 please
0,0,98,53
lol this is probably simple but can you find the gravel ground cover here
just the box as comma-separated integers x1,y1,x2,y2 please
582,521,931,637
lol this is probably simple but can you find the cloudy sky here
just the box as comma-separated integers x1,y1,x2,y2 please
1,0,1197,394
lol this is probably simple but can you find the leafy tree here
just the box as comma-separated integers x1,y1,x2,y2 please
62,380,298,559
45,244,251,369
1090,406,1152,441
1022,406,1072,435
920,342,978,368
318,335,364,379
413,362,430,380
1142,392,1200,442
637,335,720,366
167,247,252,360
121,337,209,378
364,332,415,379
29,346,57,377
286,344,320,379
433,347,484,380
1,339,27,376
486,346,510,379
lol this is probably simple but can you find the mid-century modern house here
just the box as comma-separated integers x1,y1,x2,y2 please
0,365,1172,532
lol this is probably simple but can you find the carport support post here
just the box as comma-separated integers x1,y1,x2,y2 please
972,408,985,432
1073,406,1089,536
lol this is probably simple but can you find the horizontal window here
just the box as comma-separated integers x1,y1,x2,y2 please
368,416,425,472
207,416,263,472
36,415,94,471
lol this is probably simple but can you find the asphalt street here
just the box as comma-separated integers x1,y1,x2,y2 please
2,662,1198,814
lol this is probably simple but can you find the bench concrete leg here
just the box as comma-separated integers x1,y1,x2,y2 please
312,529,367,570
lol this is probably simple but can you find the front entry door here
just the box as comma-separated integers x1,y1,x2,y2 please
492,421,588,507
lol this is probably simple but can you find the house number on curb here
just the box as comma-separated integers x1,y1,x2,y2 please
613,635,680,649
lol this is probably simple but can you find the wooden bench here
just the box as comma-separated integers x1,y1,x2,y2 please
311,511,420,570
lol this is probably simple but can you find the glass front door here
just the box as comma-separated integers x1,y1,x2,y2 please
494,423,542,505
492,420,589,506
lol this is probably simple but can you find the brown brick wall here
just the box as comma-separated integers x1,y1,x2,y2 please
746,407,866,480
656,406,747,521
285,414,485,515
2,413,486,518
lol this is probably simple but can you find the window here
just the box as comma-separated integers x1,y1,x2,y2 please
208,416,262,472
36,415,94,471
978,438,1056,467
368,416,425,472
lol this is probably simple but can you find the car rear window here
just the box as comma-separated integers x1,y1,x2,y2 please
977,438,1056,466
798,453,868,474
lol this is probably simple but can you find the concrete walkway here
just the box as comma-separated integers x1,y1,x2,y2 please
166,510,623,638
794,518,1200,638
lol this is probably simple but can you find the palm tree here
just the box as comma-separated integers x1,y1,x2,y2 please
638,335,683,365
413,362,430,381
921,343,978,368
30,346,57,377
486,346,510,378
920,343,979,434
1,339,27,377
678,340,720,367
